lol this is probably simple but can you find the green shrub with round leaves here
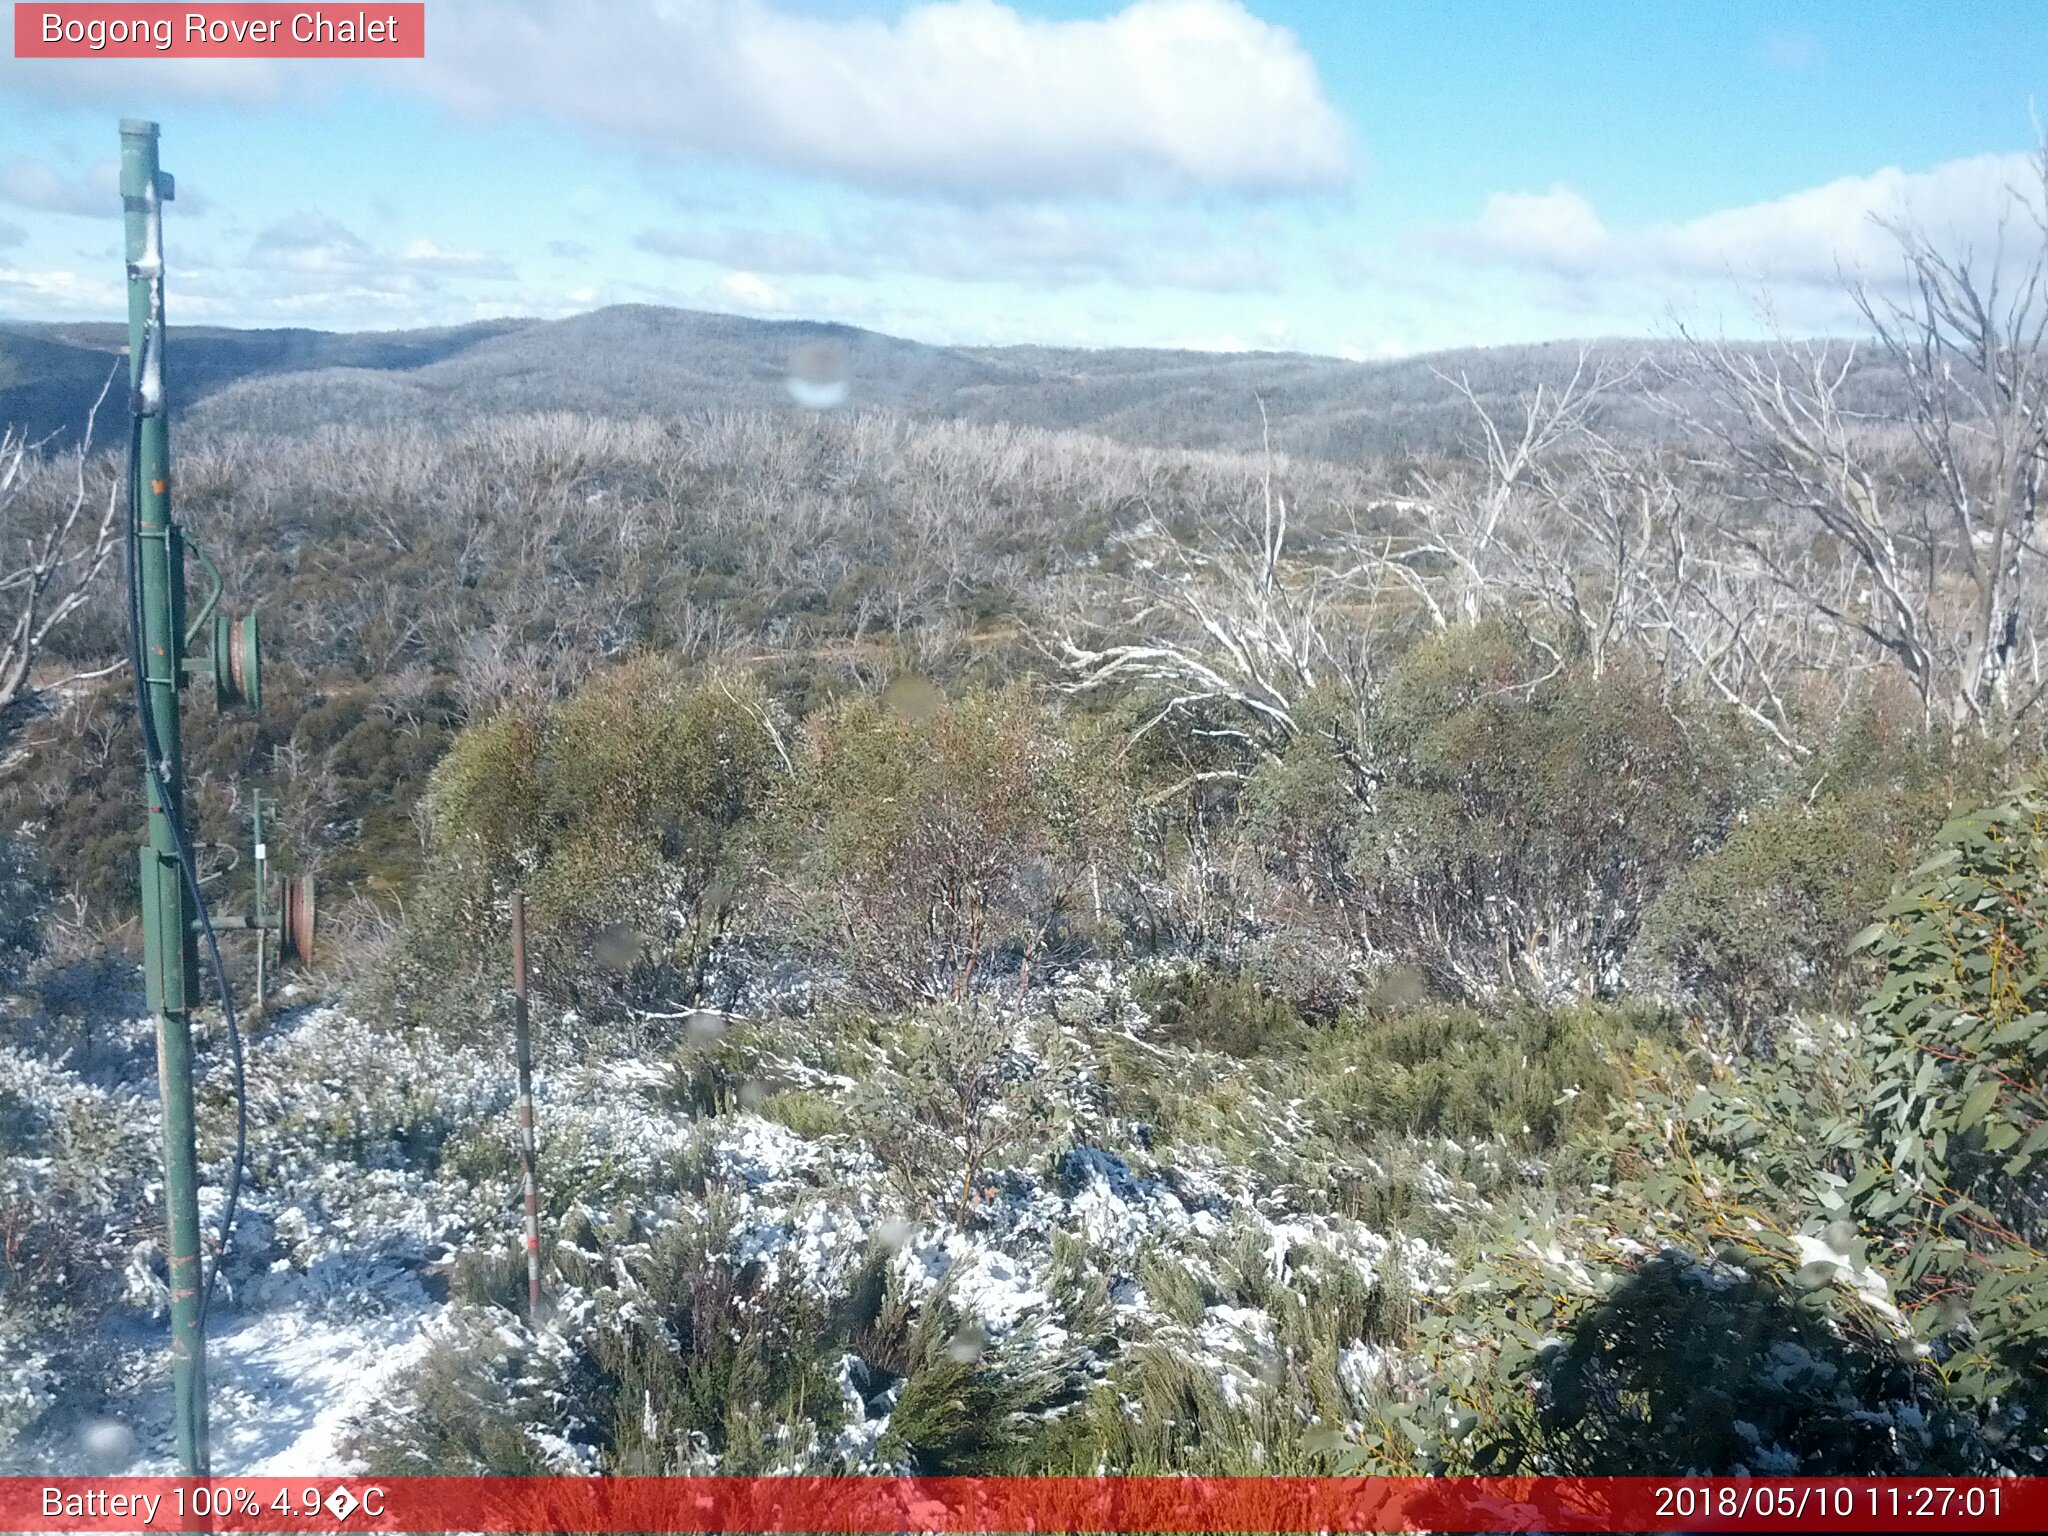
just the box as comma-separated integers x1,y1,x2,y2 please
1849,782,2048,1426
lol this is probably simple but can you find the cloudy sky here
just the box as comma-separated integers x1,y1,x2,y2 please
0,0,2042,356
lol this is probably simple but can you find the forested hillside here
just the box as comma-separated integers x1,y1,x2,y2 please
6,306,1918,460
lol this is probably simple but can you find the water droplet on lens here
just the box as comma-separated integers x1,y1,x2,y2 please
79,1419,135,1470
947,1322,988,1364
883,675,943,722
786,340,849,410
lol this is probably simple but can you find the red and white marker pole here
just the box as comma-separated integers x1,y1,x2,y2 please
510,892,542,1316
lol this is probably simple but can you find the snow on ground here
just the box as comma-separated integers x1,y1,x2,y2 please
19,1243,445,1476
184,1269,438,1475
10,967,1447,1474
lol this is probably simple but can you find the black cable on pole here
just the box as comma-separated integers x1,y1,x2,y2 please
126,407,247,1324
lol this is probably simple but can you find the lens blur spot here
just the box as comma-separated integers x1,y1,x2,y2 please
883,675,943,722
79,1418,136,1471
947,1322,988,1364
787,340,849,410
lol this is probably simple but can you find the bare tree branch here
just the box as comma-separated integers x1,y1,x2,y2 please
1,366,124,724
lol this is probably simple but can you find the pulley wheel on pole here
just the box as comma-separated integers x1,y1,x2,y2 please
279,873,315,965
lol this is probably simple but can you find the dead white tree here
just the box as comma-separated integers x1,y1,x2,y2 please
1057,401,1363,776
1675,148,2048,736
1,375,124,721
1381,351,1627,627
1058,334,1906,778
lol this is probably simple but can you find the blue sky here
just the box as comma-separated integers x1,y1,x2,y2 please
1,0,2042,355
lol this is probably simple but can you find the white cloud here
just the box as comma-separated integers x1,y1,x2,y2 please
247,213,375,273
243,213,516,297
0,154,211,218
1648,154,2030,283
636,203,1277,290
0,263,122,309
426,0,1350,199
0,157,119,217
1460,186,1610,273
395,238,517,278
1441,151,2041,292
0,54,299,110
716,270,794,312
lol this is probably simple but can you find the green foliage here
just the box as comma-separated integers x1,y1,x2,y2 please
1033,1227,1410,1475
1644,715,2014,1037
404,658,780,1017
570,1218,852,1474
765,683,1132,1003
1241,688,1368,911
0,835,47,992
880,1295,1086,1473
1644,793,1905,1035
350,1323,567,1475
1133,967,1310,1058
1392,1036,1991,1475
0,678,151,921
0,1044,158,1454
1307,998,1662,1157
1852,780,2048,1427
1398,781,2048,1481
0,666,458,929
1490,1249,1963,1474
858,1006,1068,1224
357,1213,894,1475
1348,623,1741,999
755,1088,850,1139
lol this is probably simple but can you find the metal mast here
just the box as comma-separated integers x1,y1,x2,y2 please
120,116,209,1477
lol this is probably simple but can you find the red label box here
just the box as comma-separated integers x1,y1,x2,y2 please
4,1477,2047,1534
13,3,425,57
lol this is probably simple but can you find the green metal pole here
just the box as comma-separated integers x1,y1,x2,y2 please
121,117,209,1478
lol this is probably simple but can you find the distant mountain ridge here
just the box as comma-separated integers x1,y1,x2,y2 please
0,304,1897,460
0,316,529,451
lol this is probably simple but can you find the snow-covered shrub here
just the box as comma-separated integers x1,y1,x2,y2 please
1132,967,1310,1059
0,1319,55,1457
347,1304,596,1475
0,835,48,994
10,955,149,1081
856,1006,1066,1225
357,1211,909,1475
0,1046,158,1456
878,1290,1091,1473
1396,908,2042,1479
241,1010,508,1179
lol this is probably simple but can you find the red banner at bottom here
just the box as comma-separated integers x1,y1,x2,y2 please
6,1476,2043,1533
